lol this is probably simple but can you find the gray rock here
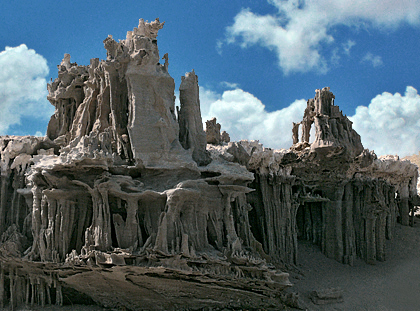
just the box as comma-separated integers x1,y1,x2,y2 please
0,19,418,310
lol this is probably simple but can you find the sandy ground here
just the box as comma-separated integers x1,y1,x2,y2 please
289,220,420,310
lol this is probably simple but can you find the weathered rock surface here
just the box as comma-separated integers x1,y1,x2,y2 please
178,70,211,166
294,87,363,158
205,117,222,145
46,18,193,169
311,288,344,305
240,89,417,266
0,19,418,310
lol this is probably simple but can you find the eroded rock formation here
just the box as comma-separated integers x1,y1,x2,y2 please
46,18,193,169
0,19,418,310
205,117,222,145
178,70,211,166
241,88,417,266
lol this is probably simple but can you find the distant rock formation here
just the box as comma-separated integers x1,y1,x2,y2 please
0,19,418,310
206,117,230,145
221,130,230,143
403,152,420,195
294,87,363,157
205,117,221,145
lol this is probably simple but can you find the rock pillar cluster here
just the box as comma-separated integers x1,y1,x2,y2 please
46,18,199,168
0,18,418,309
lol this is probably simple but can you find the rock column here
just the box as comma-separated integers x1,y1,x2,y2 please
178,70,211,166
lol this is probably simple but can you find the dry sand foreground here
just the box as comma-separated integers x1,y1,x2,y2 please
289,220,420,310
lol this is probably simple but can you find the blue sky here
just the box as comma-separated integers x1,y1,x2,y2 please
1,0,420,156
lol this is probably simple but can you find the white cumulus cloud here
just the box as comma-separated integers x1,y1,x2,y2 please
225,0,420,74
200,85,420,157
0,44,53,134
200,86,306,149
350,86,420,157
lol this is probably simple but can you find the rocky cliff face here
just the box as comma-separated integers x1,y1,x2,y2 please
0,19,418,310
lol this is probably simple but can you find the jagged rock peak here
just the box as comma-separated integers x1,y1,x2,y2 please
130,18,165,39
206,117,230,145
292,87,363,158
46,18,197,169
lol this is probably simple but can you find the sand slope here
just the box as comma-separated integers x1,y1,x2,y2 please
290,220,420,310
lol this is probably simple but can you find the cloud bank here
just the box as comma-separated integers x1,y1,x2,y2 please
350,86,420,157
200,86,420,157
0,44,53,134
225,0,420,74
200,87,306,149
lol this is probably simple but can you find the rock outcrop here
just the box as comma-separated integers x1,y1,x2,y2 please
240,88,418,266
205,117,222,145
47,18,193,169
0,19,418,310
178,70,211,166
294,87,363,158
